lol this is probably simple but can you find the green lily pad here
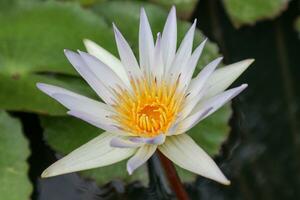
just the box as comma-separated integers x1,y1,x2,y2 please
0,0,37,12
150,0,198,19
0,1,116,115
223,0,290,27
57,0,107,7
40,1,230,185
0,111,32,200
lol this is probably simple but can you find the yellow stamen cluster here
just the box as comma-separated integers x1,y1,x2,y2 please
112,76,185,137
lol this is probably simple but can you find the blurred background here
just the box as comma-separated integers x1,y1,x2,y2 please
0,0,300,199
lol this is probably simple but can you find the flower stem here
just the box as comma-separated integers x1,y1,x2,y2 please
158,151,190,200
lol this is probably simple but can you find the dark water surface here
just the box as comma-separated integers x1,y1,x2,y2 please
193,0,300,199
20,0,300,199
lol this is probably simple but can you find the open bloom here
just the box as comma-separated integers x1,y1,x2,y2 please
37,7,253,185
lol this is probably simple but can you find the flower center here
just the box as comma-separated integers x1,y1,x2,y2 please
139,104,163,122
137,103,168,133
112,77,184,137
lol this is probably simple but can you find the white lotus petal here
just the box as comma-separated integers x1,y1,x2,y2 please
64,50,114,104
139,8,155,75
175,107,213,134
42,132,136,178
129,134,166,145
113,24,143,79
180,57,223,118
179,88,207,120
54,93,112,114
188,57,223,98
180,39,207,87
37,83,114,117
181,84,247,134
67,110,127,135
169,20,196,79
158,134,230,185
127,145,157,174
152,33,164,79
78,50,130,89
166,122,180,136
161,6,177,71
110,137,143,148
203,59,254,99
83,39,129,84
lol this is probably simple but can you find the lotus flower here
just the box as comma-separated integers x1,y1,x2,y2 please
37,7,253,185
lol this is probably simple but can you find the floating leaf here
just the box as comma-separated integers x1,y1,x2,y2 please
150,0,199,19
0,111,32,200
0,1,115,115
223,0,290,27
58,0,107,7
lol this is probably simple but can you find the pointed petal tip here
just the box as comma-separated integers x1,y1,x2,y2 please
36,83,47,93
82,38,91,44
140,7,145,13
161,135,232,186
217,174,231,185
36,83,54,96
126,163,133,175
112,22,117,31
241,83,248,89
41,170,48,178
64,49,77,58
223,179,231,186
201,38,208,45
41,166,59,178
112,23,121,36
41,169,50,178
168,5,176,16
239,58,255,68
212,170,231,185
63,49,71,54
193,18,197,25
36,82,44,89
216,56,224,62
213,174,231,185
246,58,255,65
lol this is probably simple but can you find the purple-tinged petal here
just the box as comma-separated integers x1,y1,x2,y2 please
110,137,143,148
42,132,136,178
127,145,157,174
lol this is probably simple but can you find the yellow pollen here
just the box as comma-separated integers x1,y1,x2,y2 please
112,76,185,137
